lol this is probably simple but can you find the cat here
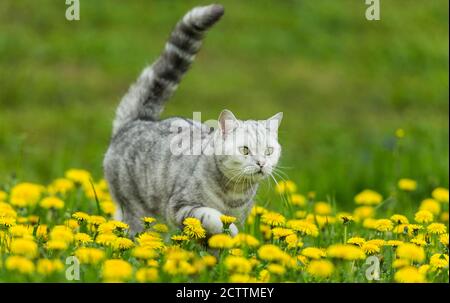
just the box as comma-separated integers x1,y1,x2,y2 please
103,4,283,235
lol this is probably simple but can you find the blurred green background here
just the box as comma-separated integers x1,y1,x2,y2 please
0,0,448,210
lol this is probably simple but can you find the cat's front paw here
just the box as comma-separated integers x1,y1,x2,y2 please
228,223,238,237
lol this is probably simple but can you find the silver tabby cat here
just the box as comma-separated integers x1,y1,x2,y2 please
104,4,283,235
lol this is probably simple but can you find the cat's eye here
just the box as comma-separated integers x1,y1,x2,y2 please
239,146,250,155
265,147,274,156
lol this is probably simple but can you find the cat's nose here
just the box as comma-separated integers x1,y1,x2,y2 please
256,160,265,168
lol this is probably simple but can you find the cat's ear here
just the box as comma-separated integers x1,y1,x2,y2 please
218,109,239,136
267,112,283,132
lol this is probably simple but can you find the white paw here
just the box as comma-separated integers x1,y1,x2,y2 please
203,216,224,235
229,223,239,237
200,209,224,235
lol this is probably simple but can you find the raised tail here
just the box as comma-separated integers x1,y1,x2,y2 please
112,4,224,136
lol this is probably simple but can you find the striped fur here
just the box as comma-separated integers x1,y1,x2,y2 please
112,4,224,136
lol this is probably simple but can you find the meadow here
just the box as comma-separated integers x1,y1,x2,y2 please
0,0,448,282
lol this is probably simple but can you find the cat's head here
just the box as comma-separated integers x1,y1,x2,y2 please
213,109,283,183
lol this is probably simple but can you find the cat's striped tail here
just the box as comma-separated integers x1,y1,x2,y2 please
112,4,224,135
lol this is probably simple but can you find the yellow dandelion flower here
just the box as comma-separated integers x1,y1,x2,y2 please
290,194,306,207
171,234,189,242
286,220,319,237
208,234,234,249
163,258,196,275
338,213,354,224
75,247,105,264
353,206,375,220
420,199,441,216
275,180,297,194
147,259,159,267
103,259,133,282
5,256,35,274
441,212,449,222
152,223,169,233
65,169,91,185
46,240,68,251
427,223,447,235
100,201,116,216
361,243,380,255
229,274,253,283
285,233,303,249
386,240,404,247
50,225,74,243
233,233,260,248
182,217,206,239
257,244,291,263
307,260,334,279
98,221,116,234
250,206,268,216
201,255,217,267
375,219,393,232
0,216,16,228
87,215,107,226
366,239,386,247
432,187,449,203
326,244,366,261
142,217,157,225
267,263,286,275
314,202,332,216
36,225,48,240
220,215,237,225
261,212,286,227
0,190,7,201
10,183,45,207
271,227,294,239
10,238,38,258
110,220,129,231
410,237,427,247
347,237,366,247
301,247,326,259
113,237,134,250
47,178,74,195
392,258,410,269
39,196,64,209
259,269,271,282
37,259,64,276
306,214,335,228
354,189,383,206
9,224,33,238
397,178,417,191
74,233,93,245
396,243,425,263
229,248,244,256
439,233,449,246
429,254,449,270
72,212,90,222
362,218,378,230
224,256,253,274
414,210,434,224
390,214,409,225
96,233,118,246
136,268,159,282
132,247,158,260
395,266,426,283
418,264,430,275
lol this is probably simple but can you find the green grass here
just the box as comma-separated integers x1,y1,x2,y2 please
0,0,448,213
